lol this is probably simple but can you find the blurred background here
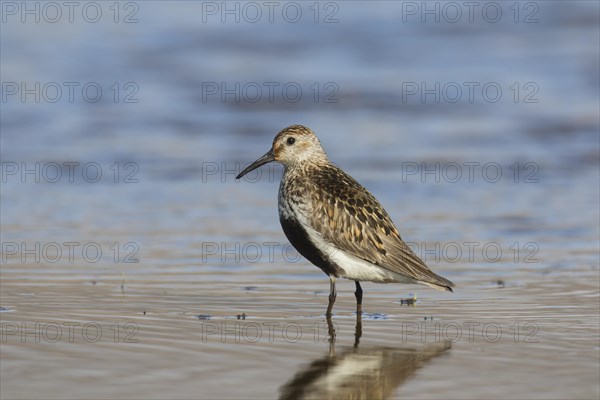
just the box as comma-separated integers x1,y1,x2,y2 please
1,1,599,399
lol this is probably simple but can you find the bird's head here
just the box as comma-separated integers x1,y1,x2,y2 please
236,125,328,179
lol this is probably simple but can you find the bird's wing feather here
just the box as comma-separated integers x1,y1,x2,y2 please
308,164,453,289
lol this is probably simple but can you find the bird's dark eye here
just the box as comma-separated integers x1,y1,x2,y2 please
286,137,295,145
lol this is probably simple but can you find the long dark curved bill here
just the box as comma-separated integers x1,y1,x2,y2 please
236,149,275,179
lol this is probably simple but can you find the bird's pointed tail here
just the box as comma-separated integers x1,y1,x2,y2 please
419,273,455,292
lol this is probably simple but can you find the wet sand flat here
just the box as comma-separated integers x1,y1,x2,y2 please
1,259,598,399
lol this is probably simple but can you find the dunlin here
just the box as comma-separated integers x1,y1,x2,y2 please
236,125,454,316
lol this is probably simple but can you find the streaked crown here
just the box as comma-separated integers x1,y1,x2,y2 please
272,125,328,166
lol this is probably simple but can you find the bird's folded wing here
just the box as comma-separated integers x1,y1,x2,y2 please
309,167,453,288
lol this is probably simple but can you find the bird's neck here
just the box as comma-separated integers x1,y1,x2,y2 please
283,159,330,177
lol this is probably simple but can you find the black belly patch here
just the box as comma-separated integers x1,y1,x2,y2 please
279,217,342,277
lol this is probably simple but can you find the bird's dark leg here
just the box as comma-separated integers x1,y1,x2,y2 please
326,275,336,317
354,281,363,315
326,312,336,356
353,308,362,349
326,276,337,352
353,281,363,348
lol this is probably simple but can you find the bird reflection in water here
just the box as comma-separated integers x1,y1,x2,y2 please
279,314,451,400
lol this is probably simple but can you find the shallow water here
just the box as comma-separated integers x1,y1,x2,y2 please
1,1,599,399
